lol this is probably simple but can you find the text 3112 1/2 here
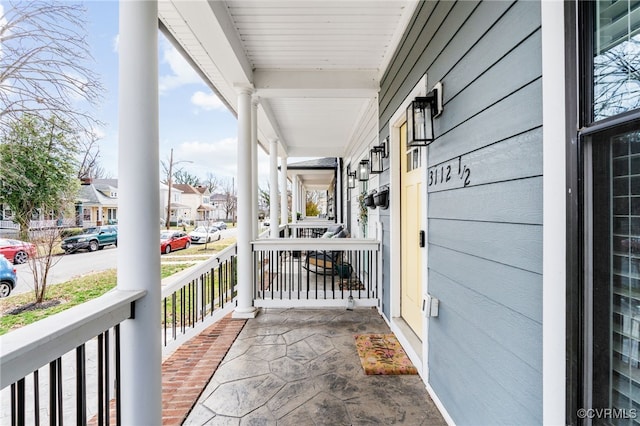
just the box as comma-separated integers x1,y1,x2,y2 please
427,156,471,192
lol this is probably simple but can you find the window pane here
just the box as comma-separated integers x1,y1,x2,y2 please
591,129,640,423
594,1,640,120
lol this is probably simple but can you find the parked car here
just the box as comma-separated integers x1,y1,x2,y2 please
188,226,221,244
213,221,227,230
61,225,118,254
0,238,36,264
161,230,191,254
0,254,17,297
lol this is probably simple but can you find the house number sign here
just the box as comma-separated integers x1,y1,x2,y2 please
427,155,471,192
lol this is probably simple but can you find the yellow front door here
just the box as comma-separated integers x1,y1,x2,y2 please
400,122,423,337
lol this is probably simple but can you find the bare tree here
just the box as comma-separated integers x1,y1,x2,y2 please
0,1,104,136
27,226,65,304
160,161,192,184
203,173,221,194
77,132,102,179
173,169,200,186
259,182,271,211
594,36,640,120
221,178,237,222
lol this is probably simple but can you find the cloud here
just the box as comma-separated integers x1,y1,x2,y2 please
191,91,225,111
159,39,201,93
178,138,238,178
174,138,271,185
112,34,119,53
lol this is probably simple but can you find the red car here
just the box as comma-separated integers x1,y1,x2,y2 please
160,231,191,254
0,238,36,264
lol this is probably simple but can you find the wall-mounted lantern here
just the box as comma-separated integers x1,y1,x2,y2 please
347,171,356,189
357,159,370,182
369,137,388,174
406,82,443,147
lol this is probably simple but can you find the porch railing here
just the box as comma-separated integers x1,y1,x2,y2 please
286,221,344,238
252,238,380,308
0,289,144,426
160,243,238,353
0,244,238,425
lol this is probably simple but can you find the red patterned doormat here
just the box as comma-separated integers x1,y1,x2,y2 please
354,334,418,375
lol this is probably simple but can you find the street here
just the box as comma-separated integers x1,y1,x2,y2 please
10,227,237,297
12,246,119,296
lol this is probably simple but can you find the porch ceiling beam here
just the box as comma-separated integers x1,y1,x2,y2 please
165,0,254,87
254,70,380,98
257,101,289,156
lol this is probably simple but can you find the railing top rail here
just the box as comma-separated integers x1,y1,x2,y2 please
252,238,379,251
286,222,343,229
161,243,237,297
0,289,145,389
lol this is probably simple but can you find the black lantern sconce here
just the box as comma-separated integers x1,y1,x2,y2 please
369,137,388,174
406,82,443,147
347,171,356,189
357,159,370,182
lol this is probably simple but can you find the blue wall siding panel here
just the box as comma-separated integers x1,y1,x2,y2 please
378,0,543,423
429,245,542,323
428,306,542,425
429,219,542,274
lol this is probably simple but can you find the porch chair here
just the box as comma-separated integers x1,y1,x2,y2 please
303,226,352,277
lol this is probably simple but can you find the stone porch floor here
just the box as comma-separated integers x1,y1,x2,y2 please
180,307,447,425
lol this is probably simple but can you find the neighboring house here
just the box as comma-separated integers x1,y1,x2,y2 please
173,184,215,223
159,183,189,225
75,179,119,227
210,192,236,221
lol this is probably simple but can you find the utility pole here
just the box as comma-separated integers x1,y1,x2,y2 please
165,148,192,230
165,148,174,230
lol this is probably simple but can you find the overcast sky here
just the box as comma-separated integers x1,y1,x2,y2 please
85,1,272,189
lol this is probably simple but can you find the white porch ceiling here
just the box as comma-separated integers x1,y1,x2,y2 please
158,0,417,183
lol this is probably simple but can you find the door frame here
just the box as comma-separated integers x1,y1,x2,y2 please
388,74,429,377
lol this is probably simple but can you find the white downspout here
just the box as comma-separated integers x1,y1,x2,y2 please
542,1,566,424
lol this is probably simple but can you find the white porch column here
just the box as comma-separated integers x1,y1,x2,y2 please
292,174,298,224
251,98,259,239
302,187,307,219
269,139,280,238
233,87,258,319
280,156,288,226
117,1,161,424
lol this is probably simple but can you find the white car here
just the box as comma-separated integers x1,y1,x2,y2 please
188,226,221,244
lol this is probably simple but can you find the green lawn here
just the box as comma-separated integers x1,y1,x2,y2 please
0,235,237,335
0,263,193,335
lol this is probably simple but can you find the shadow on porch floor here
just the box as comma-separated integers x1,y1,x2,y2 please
168,308,446,425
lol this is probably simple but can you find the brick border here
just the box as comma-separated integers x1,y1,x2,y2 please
162,315,246,425
88,315,246,426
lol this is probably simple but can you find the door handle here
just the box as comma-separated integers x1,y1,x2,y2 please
419,230,425,248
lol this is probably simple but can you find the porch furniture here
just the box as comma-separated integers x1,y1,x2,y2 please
303,225,350,275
